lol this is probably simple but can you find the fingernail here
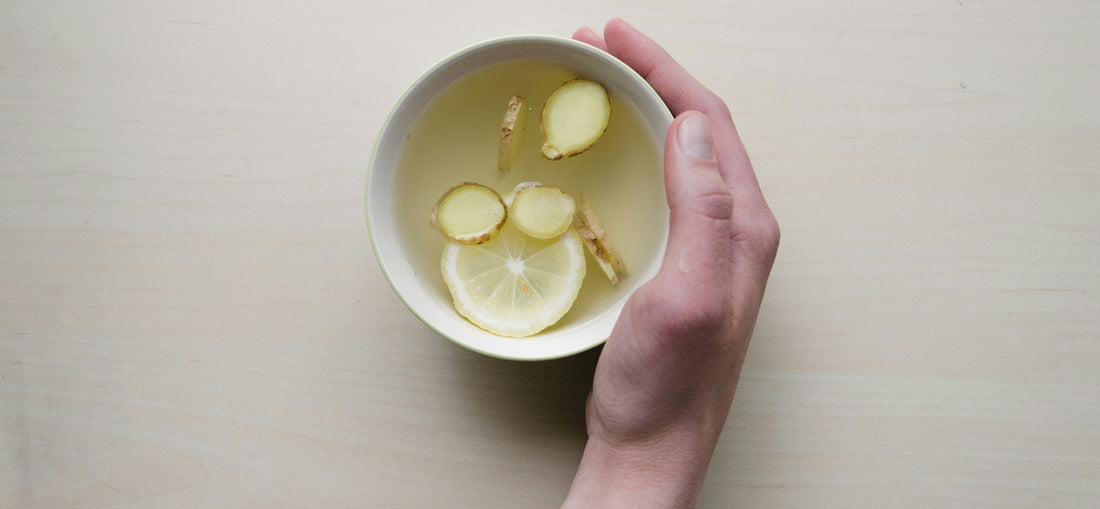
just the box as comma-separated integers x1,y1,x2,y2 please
678,113,714,160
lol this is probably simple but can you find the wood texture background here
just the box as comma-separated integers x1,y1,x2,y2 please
2,1,1098,507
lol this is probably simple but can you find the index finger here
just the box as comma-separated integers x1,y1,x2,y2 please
572,26,608,52
600,19,764,198
603,19,726,120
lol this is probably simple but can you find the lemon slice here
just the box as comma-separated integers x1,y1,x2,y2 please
441,222,586,337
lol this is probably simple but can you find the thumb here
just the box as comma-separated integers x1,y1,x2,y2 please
660,111,733,289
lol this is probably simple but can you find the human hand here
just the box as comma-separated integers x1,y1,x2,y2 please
563,19,780,508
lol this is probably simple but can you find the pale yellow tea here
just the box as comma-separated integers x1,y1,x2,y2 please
395,59,666,332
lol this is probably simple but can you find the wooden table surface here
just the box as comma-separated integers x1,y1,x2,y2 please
2,1,1098,507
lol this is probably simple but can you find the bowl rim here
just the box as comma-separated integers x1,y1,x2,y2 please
366,34,672,361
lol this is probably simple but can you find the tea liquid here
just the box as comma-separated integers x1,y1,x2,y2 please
394,60,666,327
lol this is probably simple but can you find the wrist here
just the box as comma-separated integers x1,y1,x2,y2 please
562,426,718,509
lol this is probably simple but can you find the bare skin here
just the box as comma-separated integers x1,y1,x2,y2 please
562,19,780,508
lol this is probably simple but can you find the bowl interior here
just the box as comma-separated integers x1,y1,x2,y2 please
367,35,671,360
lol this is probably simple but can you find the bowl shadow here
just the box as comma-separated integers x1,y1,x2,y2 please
444,339,602,449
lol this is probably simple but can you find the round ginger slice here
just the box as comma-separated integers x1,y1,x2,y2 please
502,181,542,207
540,79,611,160
510,186,576,240
430,183,506,245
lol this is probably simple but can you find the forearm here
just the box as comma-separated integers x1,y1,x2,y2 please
562,431,718,509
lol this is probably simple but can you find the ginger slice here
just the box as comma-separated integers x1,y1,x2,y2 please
429,183,506,245
510,186,576,240
502,181,541,207
540,79,611,160
574,194,627,284
497,95,527,172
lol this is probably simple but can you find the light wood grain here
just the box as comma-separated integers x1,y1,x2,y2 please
2,1,1098,507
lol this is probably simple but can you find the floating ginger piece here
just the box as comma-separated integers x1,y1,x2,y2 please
510,186,576,240
497,95,527,172
502,181,541,207
574,194,627,284
540,79,610,160
429,183,506,245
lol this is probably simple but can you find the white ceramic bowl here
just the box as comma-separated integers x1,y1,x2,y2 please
367,35,671,360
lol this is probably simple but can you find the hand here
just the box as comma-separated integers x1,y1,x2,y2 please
563,19,780,508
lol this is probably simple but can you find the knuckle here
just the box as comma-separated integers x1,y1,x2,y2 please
735,211,780,265
640,287,729,342
693,186,734,222
708,96,733,122
749,213,781,263
694,89,733,123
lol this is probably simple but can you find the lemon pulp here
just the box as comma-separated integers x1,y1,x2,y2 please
441,223,586,337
